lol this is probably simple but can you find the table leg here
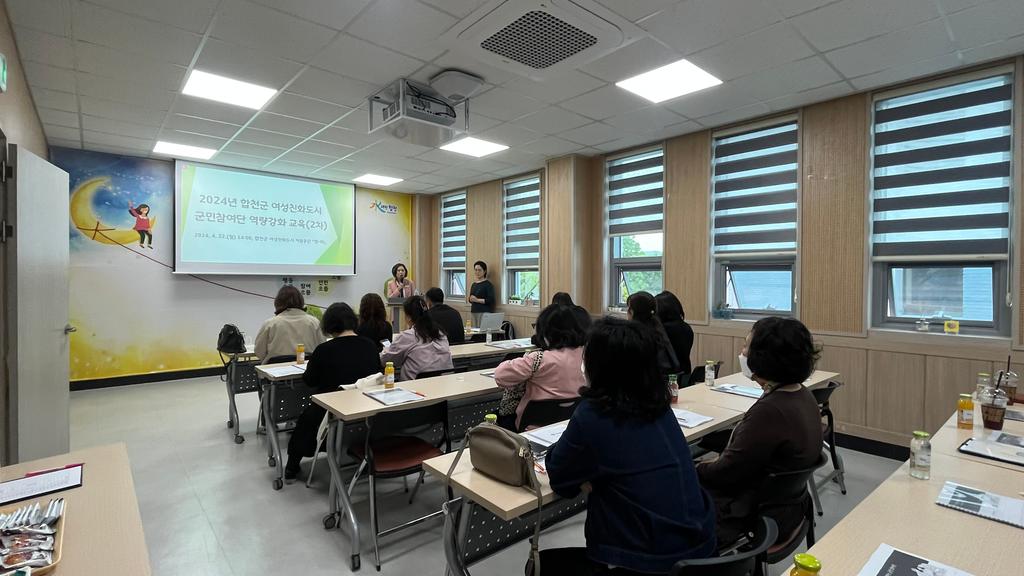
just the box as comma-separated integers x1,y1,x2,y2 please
263,381,284,490
324,416,361,570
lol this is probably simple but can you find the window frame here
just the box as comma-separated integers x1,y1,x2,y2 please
609,235,664,307
502,174,542,306
713,259,796,319
446,269,466,299
439,191,467,301
506,269,540,304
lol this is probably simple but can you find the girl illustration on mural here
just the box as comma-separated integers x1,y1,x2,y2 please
128,201,153,248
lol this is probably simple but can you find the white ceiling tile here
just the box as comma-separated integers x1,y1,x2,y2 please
687,23,815,81
848,52,962,91
644,0,781,55
558,122,621,146
728,56,844,102
31,88,77,113
431,50,522,86
593,133,653,153
37,107,79,128
288,67,379,108
314,166,358,182
210,152,269,170
500,70,606,103
791,0,940,52
157,129,227,150
646,120,703,141
948,0,1024,48
263,160,317,176
277,149,336,167
267,93,351,124
373,156,443,173
408,171,453,185
524,136,586,156
824,19,956,78
960,32,1024,66
465,87,545,121
348,0,456,62
75,42,187,91
697,102,772,129
48,138,83,150
82,130,153,150
360,138,434,157
235,127,305,149
23,62,76,92
476,123,544,147
165,114,243,139
295,139,358,157
561,85,650,120
193,38,303,89
211,0,337,62
466,112,503,134
84,0,220,33
223,140,287,158
82,116,159,139
580,37,680,83
247,0,370,30
6,0,70,36
73,2,202,65
764,81,852,112
593,0,677,22
249,112,325,138
336,110,373,134
419,0,488,18
485,147,546,168
764,0,843,17
77,71,177,109
603,106,688,134
937,0,991,13
14,27,74,68
515,107,592,135
428,164,488,180
316,126,381,149
664,83,759,119
79,96,166,127
417,148,474,166
43,124,80,141
172,96,256,125
313,34,425,86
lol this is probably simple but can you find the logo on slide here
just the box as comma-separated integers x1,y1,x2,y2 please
370,199,399,215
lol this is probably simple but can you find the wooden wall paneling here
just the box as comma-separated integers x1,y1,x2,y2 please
817,345,867,427
466,180,504,302
585,155,606,313
799,94,869,335
923,357,993,433
412,194,438,289
542,156,574,303
572,156,595,310
866,350,925,437
698,334,739,375
663,132,711,325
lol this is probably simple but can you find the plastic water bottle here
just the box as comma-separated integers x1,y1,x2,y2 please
668,374,679,404
704,360,716,388
909,431,931,480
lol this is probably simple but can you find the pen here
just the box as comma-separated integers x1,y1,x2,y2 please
410,390,427,398
26,463,83,477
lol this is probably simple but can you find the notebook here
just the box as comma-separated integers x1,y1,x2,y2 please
711,383,763,399
858,544,973,576
261,364,306,378
522,421,568,448
935,481,1024,529
362,387,424,406
671,408,714,429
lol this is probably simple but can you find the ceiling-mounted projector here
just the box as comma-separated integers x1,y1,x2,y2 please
368,79,469,147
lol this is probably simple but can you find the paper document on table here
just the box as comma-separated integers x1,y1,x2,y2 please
989,431,1024,448
0,464,83,506
262,364,306,378
522,421,569,448
935,481,1024,529
485,338,533,350
711,384,763,399
1005,408,1024,422
959,437,1024,467
671,408,713,429
857,544,973,576
362,387,423,406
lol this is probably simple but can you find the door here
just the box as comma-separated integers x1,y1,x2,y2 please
4,143,71,462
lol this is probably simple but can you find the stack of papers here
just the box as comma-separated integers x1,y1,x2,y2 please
858,544,972,576
522,421,568,448
362,387,423,406
936,481,1024,529
711,383,763,399
261,364,306,378
485,338,534,350
671,408,714,429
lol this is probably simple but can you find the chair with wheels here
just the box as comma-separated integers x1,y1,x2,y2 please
759,451,828,574
416,365,470,380
517,397,581,432
221,354,261,444
809,381,847,516
670,517,778,576
684,361,722,388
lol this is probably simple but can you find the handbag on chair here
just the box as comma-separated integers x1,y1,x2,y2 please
498,350,545,418
446,422,545,575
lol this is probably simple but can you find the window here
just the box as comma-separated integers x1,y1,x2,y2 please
607,148,664,307
711,120,799,318
503,175,541,304
870,71,1013,335
440,192,467,298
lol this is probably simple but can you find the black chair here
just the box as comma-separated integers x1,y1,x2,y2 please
349,402,450,570
670,517,778,576
759,451,828,573
417,366,470,380
684,361,722,388
517,397,581,432
810,381,847,516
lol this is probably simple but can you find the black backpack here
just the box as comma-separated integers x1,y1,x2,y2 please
217,324,246,354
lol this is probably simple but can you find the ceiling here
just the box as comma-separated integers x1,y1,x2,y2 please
9,0,1024,194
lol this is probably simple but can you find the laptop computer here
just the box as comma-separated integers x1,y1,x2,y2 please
477,312,505,332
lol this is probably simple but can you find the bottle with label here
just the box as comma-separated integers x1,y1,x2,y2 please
790,553,821,575
704,360,716,388
668,374,679,404
384,362,395,389
975,372,991,398
295,343,305,365
909,430,931,480
956,393,974,429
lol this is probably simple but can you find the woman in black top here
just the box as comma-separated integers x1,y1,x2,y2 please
656,291,694,376
627,291,679,377
551,291,592,331
467,260,495,324
285,303,382,480
356,293,392,351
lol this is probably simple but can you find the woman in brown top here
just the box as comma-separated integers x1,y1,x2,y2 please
696,316,822,546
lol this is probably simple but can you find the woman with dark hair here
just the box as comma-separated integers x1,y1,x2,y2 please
543,317,716,574
696,316,823,545
551,291,592,331
656,291,694,376
381,295,453,381
284,303,381,480
493,304,586,430
357,293,393,352
467,260,495,324
385,262,416,299
253,285,325,362
626,291,680,377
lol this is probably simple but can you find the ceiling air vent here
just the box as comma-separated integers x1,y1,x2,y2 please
441,0,644,80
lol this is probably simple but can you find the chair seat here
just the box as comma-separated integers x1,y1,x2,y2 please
767,519,807,556
351,437,443,474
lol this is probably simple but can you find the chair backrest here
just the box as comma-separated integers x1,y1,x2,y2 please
757,451,828,510
264,355,296,365
228,359,261,394
518,397,581,432
502,351,526,362
670,517,778,576
811,380,843,408
684,361,722,388
500,320,515,340
417,365,470,380
366,401,449,449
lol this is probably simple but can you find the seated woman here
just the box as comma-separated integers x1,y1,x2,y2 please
626,291,680,377
285,303,381,480
696,317,823,545
551,291,592,331
254,285,325,362
656,291,694,377
357,293,393,352
493,304,586,431
544,317,716,575
381,296,453,381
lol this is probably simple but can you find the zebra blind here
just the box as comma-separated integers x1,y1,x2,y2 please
607,148,664,236
503,175,541,268
712,121,799,255
441,192,467,270
871,73,1013,259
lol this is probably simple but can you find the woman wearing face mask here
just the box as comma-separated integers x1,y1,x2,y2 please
696,316,823,546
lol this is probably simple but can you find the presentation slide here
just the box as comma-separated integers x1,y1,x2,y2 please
174,162,355,275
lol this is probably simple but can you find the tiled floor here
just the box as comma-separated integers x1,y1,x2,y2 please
70,376,903,575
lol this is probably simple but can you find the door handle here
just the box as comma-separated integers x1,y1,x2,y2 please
64,324,77,334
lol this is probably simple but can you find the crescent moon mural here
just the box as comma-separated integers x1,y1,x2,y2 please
70,176,156,245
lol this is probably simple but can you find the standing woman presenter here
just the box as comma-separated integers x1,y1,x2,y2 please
385,262,416,299
467,260,495,325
